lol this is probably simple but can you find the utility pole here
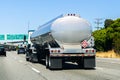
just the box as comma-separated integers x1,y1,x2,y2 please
95,18,102,30
28,21,30,33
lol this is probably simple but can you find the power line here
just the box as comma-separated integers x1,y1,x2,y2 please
95,18,102,30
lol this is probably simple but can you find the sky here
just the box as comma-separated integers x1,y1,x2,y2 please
0,0,120,34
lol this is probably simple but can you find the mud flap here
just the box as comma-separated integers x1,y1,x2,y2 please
49,57,62,69
83,56,96,68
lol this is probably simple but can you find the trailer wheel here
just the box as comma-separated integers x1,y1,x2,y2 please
46,55,49,68
4,53,6,57
46,55,52,69
30,54,35,63
26,58,29,61
48,57,51,68
29,55,33,62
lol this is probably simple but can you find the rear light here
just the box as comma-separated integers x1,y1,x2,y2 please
58,50,60,53
51,50,53,53
50,49,61,53
86,50,88,53
92,50,94,53
85,50,95,53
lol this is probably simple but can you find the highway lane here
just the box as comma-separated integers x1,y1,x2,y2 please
0,51,46,80
0,51,120,80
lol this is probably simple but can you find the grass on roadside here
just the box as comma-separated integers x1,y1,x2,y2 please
96,50,120,58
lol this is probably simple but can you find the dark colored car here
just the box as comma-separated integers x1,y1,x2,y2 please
0,46,6,56
17,47,26,54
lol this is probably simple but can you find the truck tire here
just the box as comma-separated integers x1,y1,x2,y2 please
45,55,52,69
48,57,51,69
29,55,32,62
46,55,49,68
26,58,29,61
4,52,6,57
30,56,34,63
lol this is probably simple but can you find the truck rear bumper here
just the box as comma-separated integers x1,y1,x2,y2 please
50,53,95,57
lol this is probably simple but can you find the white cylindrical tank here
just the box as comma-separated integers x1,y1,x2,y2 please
51,16,92,43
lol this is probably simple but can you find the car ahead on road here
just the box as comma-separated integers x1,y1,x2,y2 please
17,47,26,54
0,45,6,56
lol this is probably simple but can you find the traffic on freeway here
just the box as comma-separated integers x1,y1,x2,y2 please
0,0,120,80
0,51,120,80
0,14,120,80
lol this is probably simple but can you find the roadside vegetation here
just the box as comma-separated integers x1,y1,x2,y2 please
93,18,120,54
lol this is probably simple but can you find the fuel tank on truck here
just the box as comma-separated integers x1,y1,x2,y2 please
51,14,92,44
31,14,92,45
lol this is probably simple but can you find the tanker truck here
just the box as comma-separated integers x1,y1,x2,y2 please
26,14,96,69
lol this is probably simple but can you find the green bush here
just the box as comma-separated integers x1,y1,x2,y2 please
93,29,107,51
93,18,120,53
114,39,120,54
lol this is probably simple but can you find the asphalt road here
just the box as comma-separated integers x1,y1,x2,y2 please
0,51,120,80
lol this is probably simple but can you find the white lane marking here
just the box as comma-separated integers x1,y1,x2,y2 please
97,58,120,61
31,67,40,73
110,62,120,64
97,60,120,64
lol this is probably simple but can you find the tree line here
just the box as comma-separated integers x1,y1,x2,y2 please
93,18,120,54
